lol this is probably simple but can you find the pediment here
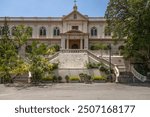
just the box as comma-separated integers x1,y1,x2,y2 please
62,11,88,21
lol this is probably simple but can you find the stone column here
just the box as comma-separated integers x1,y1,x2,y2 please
84,37,89,49
33,25,38,38
67,39,69,49
47,25,51,38
61,38,66,49
80,39,83,49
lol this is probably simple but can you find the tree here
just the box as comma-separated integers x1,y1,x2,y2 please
0,18,32,83
105,0,150,72
90,43,109,56
0,18,18,83
26,41,55,84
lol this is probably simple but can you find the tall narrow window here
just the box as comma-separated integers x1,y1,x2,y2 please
39,27,46,36
53,27,60,36
91,27,97,36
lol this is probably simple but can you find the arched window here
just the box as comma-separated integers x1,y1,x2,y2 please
11,26,16,36
39,27,46,36
91,27,97,36
53,27,60,36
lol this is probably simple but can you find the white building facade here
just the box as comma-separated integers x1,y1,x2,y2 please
0,5,124,54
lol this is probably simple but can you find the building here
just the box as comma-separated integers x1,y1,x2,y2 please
0,4,124,54
0,3,129,81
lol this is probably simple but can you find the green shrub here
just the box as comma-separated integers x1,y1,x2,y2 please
52,75,57,83
58,76,62,82
52,63,59,69
41,77,53,81
69,76,80,81
86,62,102,69
92,76,106,80
65,75,69,83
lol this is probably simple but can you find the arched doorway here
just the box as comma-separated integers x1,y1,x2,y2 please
69,40,80,49
71,44,79,49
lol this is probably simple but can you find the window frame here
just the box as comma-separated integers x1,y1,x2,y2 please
91,27,97,37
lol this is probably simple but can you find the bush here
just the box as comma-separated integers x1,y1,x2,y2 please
92,76,106,80
65,75,69,83
41,77,53,81
53,44,60,52
58,76,62,83
69,76,80,81
86,62,101,69
52,75,57,83
53,63,59,69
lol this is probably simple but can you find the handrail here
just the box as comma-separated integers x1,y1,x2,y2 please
87,50,115,67
131,65,147,82
48,49,120,82
48,52,59,61
87,50,120,82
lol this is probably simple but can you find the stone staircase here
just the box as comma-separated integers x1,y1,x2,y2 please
50,49,88,69
48,49,120,81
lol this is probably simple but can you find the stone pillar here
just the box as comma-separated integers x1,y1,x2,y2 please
67,39,69,49
47,25,51,38
80,39,83,49
61,38,66,49
34,25,38,38
84,37,89,50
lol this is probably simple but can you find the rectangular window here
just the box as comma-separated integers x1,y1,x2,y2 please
72,26,78,30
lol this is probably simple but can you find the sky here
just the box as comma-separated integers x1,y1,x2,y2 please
0,0,109,17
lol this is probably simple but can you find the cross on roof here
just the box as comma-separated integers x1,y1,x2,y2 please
74,0,77,5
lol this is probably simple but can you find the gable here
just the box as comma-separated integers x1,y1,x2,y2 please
62,11,88,21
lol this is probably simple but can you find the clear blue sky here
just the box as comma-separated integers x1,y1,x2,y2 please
0,0,109,17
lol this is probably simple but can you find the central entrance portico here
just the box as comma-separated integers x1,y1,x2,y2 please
61,30,89,49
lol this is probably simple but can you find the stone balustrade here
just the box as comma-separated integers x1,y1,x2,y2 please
131,66,147,82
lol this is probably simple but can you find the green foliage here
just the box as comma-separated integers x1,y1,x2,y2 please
57,76,62,82
13,25,32,49
69,76,80,81
86,62,102,69
105,0,150,71
90,43,108,50
65,75,69,83
41,77,53,81
10,61,30,75
46,44,60,55
0,19,18,83
26,41,55,83
92,76,107,80
79,73,92,83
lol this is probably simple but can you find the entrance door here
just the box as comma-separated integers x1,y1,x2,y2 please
72,44,79,49
69,40,80,49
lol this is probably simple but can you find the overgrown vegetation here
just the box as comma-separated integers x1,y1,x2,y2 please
86,62,102,69
0,18,58,84
105,0,150,74
0,19,31,83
